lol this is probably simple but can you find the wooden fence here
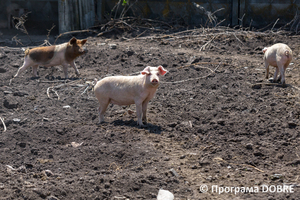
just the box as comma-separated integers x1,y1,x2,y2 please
2,0,300,33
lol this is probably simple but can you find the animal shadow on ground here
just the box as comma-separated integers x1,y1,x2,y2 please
29,76,39,80
112,119,163,134
44,75,81,81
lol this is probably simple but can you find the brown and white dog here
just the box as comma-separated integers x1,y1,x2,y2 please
14,37,88,79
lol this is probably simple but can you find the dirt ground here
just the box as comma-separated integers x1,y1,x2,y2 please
1,27,300,200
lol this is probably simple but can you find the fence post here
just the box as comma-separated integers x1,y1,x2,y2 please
239,0,245,26
232,0,239,26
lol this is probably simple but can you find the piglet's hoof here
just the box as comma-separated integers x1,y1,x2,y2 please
268,78,278,83
138,123,148,128
96,121,106,125
140,124,148,128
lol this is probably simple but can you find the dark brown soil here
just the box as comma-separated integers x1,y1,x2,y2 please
1,28,300,200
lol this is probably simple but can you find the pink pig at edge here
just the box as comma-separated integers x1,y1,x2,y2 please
263,43,293,86
94,66,168,127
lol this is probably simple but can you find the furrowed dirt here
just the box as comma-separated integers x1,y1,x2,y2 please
1,28,300,199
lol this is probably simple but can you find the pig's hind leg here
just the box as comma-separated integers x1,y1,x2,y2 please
14,58,33,77
272,67,280,83
32,65,39,77
279,64,287,86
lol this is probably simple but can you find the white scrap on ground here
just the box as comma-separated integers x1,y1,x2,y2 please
157,189,174,200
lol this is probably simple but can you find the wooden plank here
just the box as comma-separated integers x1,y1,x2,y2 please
96,0,102,22
231,0,239,26
239,0,245,26
59,0,95,33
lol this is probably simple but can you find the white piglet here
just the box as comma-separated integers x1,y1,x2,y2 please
263,43,293,86
94,66,168,127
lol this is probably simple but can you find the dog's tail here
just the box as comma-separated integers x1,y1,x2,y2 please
24,48,30,56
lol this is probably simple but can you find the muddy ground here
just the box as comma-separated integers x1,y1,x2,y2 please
1,27,300,200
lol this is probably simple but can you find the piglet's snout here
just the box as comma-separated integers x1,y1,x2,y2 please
151,78,159,86
81,47,88,54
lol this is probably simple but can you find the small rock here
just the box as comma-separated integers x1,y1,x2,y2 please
109,44,117,49
276,153,284,159
157,189,174,200
206,176,213,181
48,196,60,200
4,97,19,109
33,188,48,198
0,68,7,73
252,84,262,89
167,122,177,127
13,91,28,97
179,155,186,159
217,119,225,126
13,118,21,123
25,163,34,169
63,105,71,109
27,96,36,100
199,160,210,166
254,151,264,157
270,174,283,180
288,121,297,128
163,157,170,161
0,53,6,59
11,63,20,68
181,121,192,127
43,118,50,122
127,109,135,115
17,165,26,173
56,129,64,135
245,143,253,150
169,168,179,177
43,170,54,177
126,50,135,56
18,142,26,148
70,142,83,148
4,91,12,94
24,181,35,188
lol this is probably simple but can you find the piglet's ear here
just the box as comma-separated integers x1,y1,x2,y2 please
81,39,87,45
69,37,77,45
158,65,168,76
141,66,150,75
262,47,268,53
